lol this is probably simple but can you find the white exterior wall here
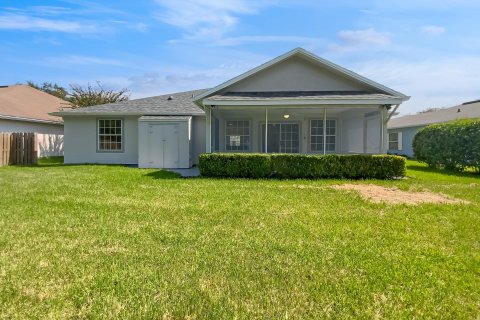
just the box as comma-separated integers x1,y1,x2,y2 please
0,119,63,134
63,115,138,164
63,115,206,166
227,56,371,92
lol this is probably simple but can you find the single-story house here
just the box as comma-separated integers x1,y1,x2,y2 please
52,48,409,168
0,84,66,157
387,99,480,157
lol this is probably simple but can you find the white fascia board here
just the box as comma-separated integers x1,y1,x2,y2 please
0,114,63,125
203,98,404,106
194,47,410,103
52,112,205,117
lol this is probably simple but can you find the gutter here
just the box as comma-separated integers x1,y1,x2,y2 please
0,114,63,125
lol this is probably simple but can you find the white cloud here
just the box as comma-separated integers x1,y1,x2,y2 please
421,25,446,36
212,35,324,47
154,0,274,40
0,14,100,33
352,56,480,114
327,28,391,54
338,28,391,46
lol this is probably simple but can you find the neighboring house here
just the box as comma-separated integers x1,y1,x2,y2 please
0,84,66,157
387,100,480,158
52,48,409,168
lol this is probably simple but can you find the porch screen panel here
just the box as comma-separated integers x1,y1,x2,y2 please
225,120,250,151
310,119,336,152
262,123,299,153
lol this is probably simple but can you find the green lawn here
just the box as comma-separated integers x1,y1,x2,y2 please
0,159,478,319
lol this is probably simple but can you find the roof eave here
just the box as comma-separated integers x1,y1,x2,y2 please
203,98,404,106
50,111,205,117
0,114,63,125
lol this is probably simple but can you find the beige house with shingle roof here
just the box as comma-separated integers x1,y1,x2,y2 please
53,48,409,168
0,84,65,134
0,84,66,157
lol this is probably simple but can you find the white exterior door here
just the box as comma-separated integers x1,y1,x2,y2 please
147,124,180,168
365,116,381,154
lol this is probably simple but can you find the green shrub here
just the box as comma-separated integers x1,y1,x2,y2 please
413,119,480,172
199,153,406,179
198,153,271,178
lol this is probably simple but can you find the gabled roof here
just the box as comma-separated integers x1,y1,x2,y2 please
51,89,207,116
0,85,66,123
388,100,480,129
194,47,409,104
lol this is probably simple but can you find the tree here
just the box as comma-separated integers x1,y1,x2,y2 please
26,81,69,100
68,82,129,108
26,81,130,108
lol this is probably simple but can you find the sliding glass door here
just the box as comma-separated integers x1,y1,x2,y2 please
261,123,299,153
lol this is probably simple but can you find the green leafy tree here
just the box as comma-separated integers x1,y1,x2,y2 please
68,82,129,108
26,81,129,108
26,81,69,100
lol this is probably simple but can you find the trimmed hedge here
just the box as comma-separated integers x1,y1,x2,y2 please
413,119,480,172
198,153,406,179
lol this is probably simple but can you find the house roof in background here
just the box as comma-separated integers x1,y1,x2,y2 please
0,85,67,123
388,100,480,129
194,47,410,103
51,89,208,116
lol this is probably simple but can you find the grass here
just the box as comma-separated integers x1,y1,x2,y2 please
0,159,479,319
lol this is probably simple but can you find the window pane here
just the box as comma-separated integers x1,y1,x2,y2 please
226,120,250,151
98,119,122,151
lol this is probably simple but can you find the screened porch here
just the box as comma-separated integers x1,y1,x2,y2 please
204,106,388,155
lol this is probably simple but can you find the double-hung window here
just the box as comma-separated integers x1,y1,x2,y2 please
225,120,250,151
388,132,402,150
98,119,123,151
310,119,336,152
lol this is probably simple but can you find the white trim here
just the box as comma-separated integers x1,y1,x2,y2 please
203,98,403,106
51,111,205,117
0,114,63,125
194,47,409,104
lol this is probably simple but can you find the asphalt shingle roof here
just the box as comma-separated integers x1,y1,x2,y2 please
207,91,398,101
53,89,208,116
388,100,480,129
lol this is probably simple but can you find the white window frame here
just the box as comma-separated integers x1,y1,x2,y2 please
97,119,123,152
225,120,251,152
310,119,337,153
388,132,402,150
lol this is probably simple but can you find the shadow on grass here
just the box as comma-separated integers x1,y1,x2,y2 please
408,164,480,178
144,170,182,180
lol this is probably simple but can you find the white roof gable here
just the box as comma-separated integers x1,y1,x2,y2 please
194,47,409,103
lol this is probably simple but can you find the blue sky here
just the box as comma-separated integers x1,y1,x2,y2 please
0,0,479,114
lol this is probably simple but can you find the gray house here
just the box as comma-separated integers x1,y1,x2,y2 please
387,99,480,157
52,48,409,168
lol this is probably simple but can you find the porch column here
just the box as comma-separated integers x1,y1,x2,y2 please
380,106,386,154
323,107,327,155
265,108,268,153
206,106,212,153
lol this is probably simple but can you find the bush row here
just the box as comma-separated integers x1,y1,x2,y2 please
413,119,480,172
198,153,406,179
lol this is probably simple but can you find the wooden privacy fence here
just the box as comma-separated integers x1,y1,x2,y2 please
0,133,38,166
